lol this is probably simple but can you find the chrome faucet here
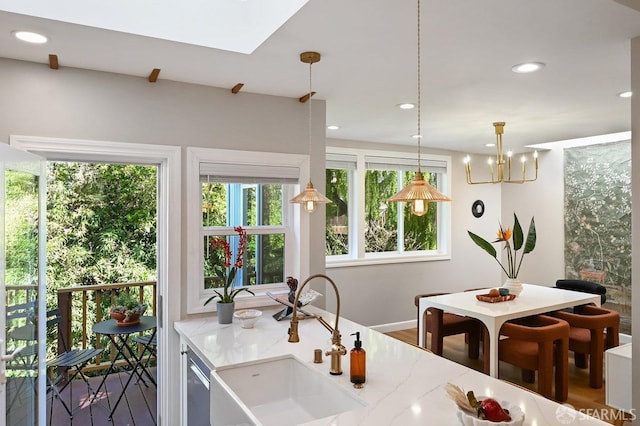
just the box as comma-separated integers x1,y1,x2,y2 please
288,273,346,375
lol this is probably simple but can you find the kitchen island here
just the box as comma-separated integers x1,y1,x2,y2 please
175,306,607,425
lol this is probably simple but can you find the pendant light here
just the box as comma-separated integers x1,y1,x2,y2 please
388,0,451,216
290,51,332,213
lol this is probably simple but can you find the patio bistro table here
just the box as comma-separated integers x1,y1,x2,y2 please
92,315,157,419
417,284,600,378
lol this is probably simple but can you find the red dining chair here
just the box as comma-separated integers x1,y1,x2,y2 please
415,293,481,359
498,315,570,401
551,305,619,388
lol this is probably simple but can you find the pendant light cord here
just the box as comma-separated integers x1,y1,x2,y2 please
308,61,313,157
416,0,422,174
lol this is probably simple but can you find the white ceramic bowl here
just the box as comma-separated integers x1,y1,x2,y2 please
233,309,262,328
456,398,524,426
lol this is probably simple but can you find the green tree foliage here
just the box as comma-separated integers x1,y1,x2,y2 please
325,168,438,254
46,162,157,308
5,170,39,290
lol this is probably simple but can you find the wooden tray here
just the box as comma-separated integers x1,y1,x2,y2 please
476,293,516,303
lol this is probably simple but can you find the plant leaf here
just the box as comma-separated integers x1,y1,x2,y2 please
227,267,237,287
230,288,255,299
468,231,497,258
523,217,536,254
204,290,224,305
512,213,524,251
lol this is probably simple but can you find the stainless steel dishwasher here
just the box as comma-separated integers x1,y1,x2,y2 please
186,347,211,426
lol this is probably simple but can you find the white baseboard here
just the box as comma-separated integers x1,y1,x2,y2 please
370,320,415,334
619,333,631,345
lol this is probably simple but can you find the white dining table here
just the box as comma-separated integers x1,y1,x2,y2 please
417,284,601,377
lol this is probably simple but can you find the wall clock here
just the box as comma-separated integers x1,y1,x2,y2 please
472,200,485,218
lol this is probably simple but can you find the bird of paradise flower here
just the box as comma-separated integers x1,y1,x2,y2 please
468,213,536,279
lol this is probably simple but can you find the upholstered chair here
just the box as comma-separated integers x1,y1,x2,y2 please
498,315,570,401
551,305,619,388
414,293,481,359
555,279,607,305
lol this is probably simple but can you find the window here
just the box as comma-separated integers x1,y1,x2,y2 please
187,147,309,313
326,148,451,265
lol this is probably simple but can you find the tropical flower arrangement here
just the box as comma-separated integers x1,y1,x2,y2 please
468,213,536,279
204,226,255,305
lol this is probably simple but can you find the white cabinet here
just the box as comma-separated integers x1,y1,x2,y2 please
605,343,632,413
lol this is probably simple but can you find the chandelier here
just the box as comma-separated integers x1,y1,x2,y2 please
388,0,451,216
463,122,539,184
289,51,332,213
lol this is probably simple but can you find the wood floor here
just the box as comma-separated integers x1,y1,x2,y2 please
385,328,631,426
7,367,157,426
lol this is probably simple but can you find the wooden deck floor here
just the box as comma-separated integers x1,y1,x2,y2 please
49,367,157,426
7,367,157,426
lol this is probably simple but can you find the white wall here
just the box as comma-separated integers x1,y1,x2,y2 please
501,149,565,287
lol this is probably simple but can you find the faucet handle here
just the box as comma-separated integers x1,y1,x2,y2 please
288,319,300,343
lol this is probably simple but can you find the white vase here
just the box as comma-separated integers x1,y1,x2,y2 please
504,278,523,296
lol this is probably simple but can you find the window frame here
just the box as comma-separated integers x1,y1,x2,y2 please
325,147,452,268
186,147,310,314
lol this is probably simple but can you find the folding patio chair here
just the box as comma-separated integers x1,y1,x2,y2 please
46,308,103,425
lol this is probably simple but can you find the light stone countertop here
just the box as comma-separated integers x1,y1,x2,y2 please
175,306,608,426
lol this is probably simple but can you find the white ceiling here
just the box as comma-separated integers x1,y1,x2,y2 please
1,0,640,154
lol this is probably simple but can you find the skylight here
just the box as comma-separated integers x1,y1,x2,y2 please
0,0,309,54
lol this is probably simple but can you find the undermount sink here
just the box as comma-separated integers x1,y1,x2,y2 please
210,355,366,426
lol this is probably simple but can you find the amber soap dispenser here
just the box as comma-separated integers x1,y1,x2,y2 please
350,332,366,387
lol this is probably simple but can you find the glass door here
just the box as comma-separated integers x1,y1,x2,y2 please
0,144,46,426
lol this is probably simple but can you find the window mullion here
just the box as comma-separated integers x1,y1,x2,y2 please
356,154,367,259
397,171,405,253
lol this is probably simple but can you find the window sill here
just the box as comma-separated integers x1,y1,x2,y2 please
326,252,451,269
191,286,288,314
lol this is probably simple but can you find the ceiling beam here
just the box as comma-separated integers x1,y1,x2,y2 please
299,91,316,103
148,68,161,83
48,54,59,70
231,83,244,94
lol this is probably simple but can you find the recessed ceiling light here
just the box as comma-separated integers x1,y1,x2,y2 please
398,103,416,110
327,125,340,130
511,62,545,74
13,30,48,44
485,143,496,147
412,134,422,139
618,91,633,98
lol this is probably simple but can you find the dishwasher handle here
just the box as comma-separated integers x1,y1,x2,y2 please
189,359,210,391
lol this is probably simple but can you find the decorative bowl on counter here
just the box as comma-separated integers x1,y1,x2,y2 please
234,309,262,328
456,397,524,426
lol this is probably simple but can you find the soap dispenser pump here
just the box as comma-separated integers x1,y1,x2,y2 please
350,332,366,387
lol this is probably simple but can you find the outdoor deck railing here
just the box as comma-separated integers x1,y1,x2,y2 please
57,280,157,371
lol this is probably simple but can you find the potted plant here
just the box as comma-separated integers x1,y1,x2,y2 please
204,226,254,323
110,292,147,325
467,213,536,295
